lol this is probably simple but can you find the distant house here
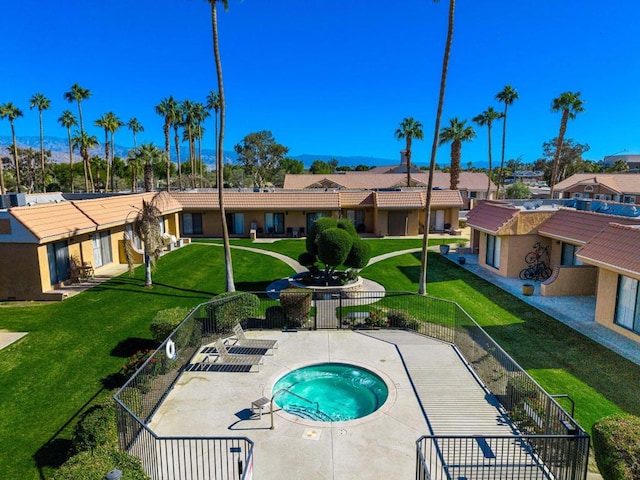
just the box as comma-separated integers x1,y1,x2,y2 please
466,199,640,343
552,173,640,204
602,154,640,172
0,192,182,301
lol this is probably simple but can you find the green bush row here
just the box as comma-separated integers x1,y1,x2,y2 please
593,413,640,480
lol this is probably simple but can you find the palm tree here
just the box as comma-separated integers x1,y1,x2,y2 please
0,103,24,192
71,130,98,192
29,93,51,192
155,96,178,191
394,117,424,187
472,107,503,198
549,91,585,199
193,102,209,187
132,143,163,192
170,100,184,190
206,90,221,187
107,113,124,192
209,0,235,292
94,114,112,191
419,0,456,296
127,118,144,150
495,85,519,194
58,110,78,192
124,195,164,287
439,118,476,190
181,99,197,188
63,83,91,133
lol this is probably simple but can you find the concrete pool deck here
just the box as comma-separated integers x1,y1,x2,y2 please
149,329,517,479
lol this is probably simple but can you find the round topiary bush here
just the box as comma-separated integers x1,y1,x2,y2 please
72,399,118,453
317,228,353,270
593,413,640,480
306,217,336,255
344,238,371,269
298,251,317,268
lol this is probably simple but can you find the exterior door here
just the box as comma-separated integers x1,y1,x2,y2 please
47,241,69,285
388,211,408,236
435,210,445,231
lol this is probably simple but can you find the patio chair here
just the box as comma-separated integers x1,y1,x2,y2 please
232,324,278,351
208,338,264,368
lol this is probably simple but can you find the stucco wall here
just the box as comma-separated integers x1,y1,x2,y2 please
0,243,44,300
594,269,640,343
540,265,597,296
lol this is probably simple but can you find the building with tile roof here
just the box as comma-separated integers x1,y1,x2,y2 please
466,199,640,343
552,173,640,203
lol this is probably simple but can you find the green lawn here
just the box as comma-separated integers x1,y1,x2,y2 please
1,242,639,478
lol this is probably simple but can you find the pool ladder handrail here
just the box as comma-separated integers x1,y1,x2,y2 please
269,388,319,430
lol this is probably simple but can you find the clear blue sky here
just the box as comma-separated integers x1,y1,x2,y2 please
2,0,639,167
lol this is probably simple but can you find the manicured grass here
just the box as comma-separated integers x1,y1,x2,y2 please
0,245,293,480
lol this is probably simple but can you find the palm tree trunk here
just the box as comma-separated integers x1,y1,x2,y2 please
110,133,116,192
497,104,509,196
174,129,182,190
406,137,412,187
198,127,203,188
39,110,45,192
104,129,110,192
144,164,153,192
419,0,455,296
164,122,171,191
67,128,74,193
0,147,5,194
486,124,493,198
549,112,569,199
144,250,153,287
212,0,235,292
450,141,461,190
11,122,21,192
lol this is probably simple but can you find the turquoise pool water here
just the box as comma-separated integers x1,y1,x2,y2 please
272,363,388,422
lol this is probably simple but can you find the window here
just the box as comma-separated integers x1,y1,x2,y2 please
306,212,326,233
345,210,365,232
125,224,142,250
182,213,203,235
265,213,285,235
468,191,477,198
486,234,501,269
560,243,583,266
226,213,245,235
594,194,611,200
92,231,112,267
615,275,640,334
47,241,69,285
623,195,636,204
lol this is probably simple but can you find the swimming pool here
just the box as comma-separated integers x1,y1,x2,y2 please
272,363,389,422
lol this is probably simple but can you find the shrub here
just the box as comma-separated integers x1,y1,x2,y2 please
317,228,353,269
306,217,337,255
53,447,149,480
265,305,286,327
593,413,640,480
150,307,190,343
336,217,357,236
280,288,312,327
298,251,317,268
387,309,416,329
72,399,118,453
344,238,371,269
206,292,260,333
122,350,153,379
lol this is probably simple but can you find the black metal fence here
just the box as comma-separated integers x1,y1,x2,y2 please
114,290,589,480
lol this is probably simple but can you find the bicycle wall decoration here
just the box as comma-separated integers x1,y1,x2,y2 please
519,242,552,281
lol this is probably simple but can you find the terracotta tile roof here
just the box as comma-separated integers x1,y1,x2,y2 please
9,202,96,242
339,191,374,207
537,208,640,244
76,192,181,227
283,172,495,191
553,173,640,195
171,191,340,210
425,190,464,208
466,201,520,234
374,191,424,209
577,223,640,276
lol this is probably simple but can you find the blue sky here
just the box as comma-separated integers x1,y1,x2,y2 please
2,0,639,168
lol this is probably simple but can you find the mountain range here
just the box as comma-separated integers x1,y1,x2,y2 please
0,136,400,169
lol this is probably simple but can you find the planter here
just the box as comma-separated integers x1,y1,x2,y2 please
439,244,450,255
458,257,466,265
522,284,534,296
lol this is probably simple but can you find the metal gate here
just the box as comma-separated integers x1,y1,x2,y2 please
313,291,342,329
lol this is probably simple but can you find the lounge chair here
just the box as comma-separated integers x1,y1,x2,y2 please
232,324,278,351
206,338,264,369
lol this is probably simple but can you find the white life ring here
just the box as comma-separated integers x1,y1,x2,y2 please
165,339,177,360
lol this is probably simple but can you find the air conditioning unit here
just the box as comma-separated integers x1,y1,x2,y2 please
0,193,27,208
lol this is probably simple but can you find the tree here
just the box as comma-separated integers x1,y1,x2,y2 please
155,96,178,191
71,131,98,192
549,91,585,198
124,194,166,287
309,160,333,174
541,138,590,184
127,118,144,150
394,117,424,187
58,110,78,192
419,0,456,296
472,107,503,198
131,143,163,192
63,83,91,133
495,85,519,193
206,91,220,186
107,113,124,192
234,131,289,187
505,181,531,199
438,118,476,190
0,103,24,192
280,157,304,174
606,159,629,173
180,99,197,188
29,93,51,192
94,114,112,191
209,0,234,292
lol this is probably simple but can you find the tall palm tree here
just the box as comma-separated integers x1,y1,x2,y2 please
71,130,98,192
94,114,112,191
419,0,456,296
0,103,24,192
439,118,476,190
472,107,503,198
209,0,235,292
170,100,183,190
107,113,124,192
132,143,163,192
181,99,197,188
206,90,221,187
58,110,78,192
549,91,585,199
495,85,519,194
63,83,91,133
127,118,144,150
394,117,424,187
155,96,178,191
193,102,209,187
29,93,51,192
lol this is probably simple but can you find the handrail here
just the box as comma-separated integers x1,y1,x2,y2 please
551,394,576,418
270,388,319,429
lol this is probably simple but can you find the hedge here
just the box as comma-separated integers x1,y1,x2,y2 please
150,307,191,343
72,398,118,452
280,288,312,327
53,448,149,480
206,292,260,333
593,413,640,480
